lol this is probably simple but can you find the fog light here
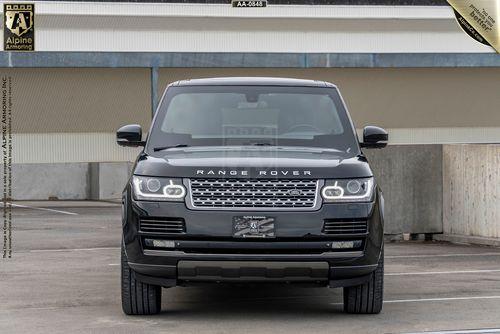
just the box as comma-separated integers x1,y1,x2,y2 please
144,238,175,248
331,240,362,249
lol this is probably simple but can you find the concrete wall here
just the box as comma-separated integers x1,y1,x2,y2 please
11,163,90,200
5,145,444,234
365,145,443,234
7,144,500,240
6,162,131,200
443,144,500,239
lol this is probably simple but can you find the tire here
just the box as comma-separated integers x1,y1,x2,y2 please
121,243,162,315
343,249,384,314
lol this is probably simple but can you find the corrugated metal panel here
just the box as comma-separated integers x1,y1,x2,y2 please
375,127,500,145
0,2,492,52
4,67,500,136
0,3,458,19
13,133,141,163
158,67,500,129
11,129,500,164
1,68,151,133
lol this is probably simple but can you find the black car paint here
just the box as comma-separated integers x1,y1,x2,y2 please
123,193,384,285
134,147,372,179
120,77,385,288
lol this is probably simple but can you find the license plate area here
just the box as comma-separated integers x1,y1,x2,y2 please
232,216,275,238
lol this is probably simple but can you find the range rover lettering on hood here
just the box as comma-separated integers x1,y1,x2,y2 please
196,169,312,176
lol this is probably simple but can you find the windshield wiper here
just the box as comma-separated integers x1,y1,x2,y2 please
153,144,190,152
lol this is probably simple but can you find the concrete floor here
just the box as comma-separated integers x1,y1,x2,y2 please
1,203,500,334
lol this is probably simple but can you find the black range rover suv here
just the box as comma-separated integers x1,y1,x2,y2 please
117,77,388,315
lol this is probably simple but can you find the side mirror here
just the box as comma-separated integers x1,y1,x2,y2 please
116,124,145,147
360,126,388,149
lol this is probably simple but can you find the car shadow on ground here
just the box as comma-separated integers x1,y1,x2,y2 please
156,284,346,317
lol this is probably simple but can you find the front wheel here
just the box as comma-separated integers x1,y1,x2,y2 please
121,243,162,315
343,249,384,314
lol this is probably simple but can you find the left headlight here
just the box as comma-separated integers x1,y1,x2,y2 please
321,177,374,202
132,176,186,201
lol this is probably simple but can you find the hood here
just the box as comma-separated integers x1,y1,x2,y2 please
134,146,372,179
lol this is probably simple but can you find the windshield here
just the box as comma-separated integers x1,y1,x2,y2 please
147,85,359,155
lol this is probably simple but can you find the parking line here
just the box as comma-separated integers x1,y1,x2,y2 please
328,295,500,307
386,269,500,276
9,203,78,216
385,295,500,303
387,253,500,259
405,328,500,334
30,247,119,253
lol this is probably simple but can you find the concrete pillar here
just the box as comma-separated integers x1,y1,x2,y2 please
89,162,132,200
364,145,443,235
441,144,500,240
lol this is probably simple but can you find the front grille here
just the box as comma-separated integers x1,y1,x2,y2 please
322,219,368,235
189,178,319,209
139,217,186,234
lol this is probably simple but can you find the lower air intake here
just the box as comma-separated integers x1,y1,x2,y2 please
322,219,368,235
139,217,186,234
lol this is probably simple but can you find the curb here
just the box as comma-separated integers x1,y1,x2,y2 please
434,234,500,248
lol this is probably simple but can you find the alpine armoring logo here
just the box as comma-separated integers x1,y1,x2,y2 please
3,3,34,51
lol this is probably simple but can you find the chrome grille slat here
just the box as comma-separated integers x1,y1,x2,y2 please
189,178,319,209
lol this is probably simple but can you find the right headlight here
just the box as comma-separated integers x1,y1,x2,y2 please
321,177,374,202
132,176,186,201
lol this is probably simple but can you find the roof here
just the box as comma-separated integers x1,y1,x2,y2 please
173,77,336,87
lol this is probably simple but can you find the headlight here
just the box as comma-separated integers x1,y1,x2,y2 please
321,178,374,202
132,176,186,201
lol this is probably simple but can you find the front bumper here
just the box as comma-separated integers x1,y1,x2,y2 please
122,188,384,287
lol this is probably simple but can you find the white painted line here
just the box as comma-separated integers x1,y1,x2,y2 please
30,247,119,253
385,295,500,303
405,328,500,334
108,263,119,266
9,203,78,216
423,330,500,334
329,295,500,306
387,253,500,259
387,269,500,276
406,328,500,334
